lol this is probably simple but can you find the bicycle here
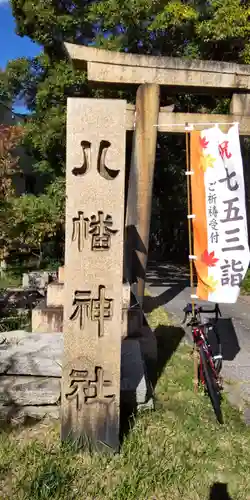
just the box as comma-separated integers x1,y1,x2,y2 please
183,302,223,424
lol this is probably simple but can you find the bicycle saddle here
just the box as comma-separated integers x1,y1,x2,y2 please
183,303,199,314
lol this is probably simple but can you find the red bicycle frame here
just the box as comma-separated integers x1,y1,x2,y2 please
192,325,218,386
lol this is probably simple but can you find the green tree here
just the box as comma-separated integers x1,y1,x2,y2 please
9,177,65,266
0,125,23,268
3,0,250,261
5,0,247,181
89,0,250,63
1,3,95,266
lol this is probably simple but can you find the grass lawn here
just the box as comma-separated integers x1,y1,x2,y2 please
1,304,250,499
0,271,22,290
241,269,250,295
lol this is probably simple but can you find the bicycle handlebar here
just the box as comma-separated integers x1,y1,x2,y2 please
183,302,222,325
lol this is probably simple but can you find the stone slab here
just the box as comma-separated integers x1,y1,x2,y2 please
0,376,60,406
0,331,63,347
0,332,155,420
47,282,64,307
0,330,29,345
32,300,63,333
0,348,62,377
0,404,60,422
62,98,126,451
0,333,63,376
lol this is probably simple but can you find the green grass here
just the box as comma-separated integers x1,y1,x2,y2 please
0,312,31,333
0,271,22,290
1,304,250,499
241,269,250,295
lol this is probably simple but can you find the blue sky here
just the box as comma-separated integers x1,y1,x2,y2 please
0,0,41,112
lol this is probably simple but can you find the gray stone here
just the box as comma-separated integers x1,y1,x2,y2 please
61,98,126,451
0,404,60,422
0,376,60,406
125,84,159,305
121,338,153,405
47,282,64,307
126,109,250,136
0,330,155,421
230,93,250,116
0,333,63,376
65,42,250,90
22,271,49,290
32,300,63,333
0,330,30,345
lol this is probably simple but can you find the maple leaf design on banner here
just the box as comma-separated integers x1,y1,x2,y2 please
201,250,219,267
204,276,218,293
199,136,209,149
200,153,216,172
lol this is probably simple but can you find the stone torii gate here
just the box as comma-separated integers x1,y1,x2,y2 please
61,42,250,451
65,42,250,303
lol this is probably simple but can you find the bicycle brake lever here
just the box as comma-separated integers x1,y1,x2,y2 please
217,305,222,317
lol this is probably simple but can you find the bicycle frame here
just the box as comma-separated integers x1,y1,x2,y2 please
183,302,223,423
192,324,218,386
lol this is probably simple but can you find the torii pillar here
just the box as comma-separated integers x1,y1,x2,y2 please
125,84,160,306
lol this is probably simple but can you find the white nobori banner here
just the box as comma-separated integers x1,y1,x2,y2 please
190,123,250,303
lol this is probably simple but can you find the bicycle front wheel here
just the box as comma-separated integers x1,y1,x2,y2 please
200,346,223,424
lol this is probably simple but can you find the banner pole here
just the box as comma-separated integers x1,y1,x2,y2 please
185,127,195,316
185,125,199,392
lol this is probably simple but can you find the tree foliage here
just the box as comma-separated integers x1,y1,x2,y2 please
0,125,23,199
88,0,250,62
1,0,249,262
0,125,23,261
9,177,65,263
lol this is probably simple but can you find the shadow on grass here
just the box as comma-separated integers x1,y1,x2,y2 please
120,317,185,444
154,322,185,384
209,482,233,500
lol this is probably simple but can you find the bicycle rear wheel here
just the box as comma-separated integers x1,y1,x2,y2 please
204,322,222,375
199,346,223,424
